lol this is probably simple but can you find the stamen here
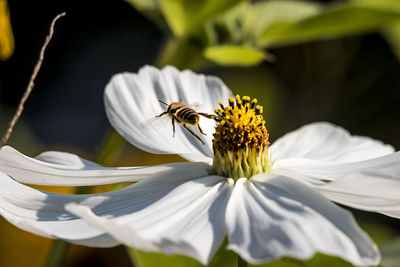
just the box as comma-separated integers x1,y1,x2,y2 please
242,96,250,105
212,95,271,180
228,98,234,108
255,105,261,115
251,99,257,109
227,106,233,115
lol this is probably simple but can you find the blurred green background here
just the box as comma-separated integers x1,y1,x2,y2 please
0,0,400,266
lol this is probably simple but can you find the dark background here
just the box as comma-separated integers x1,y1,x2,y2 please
0,1,162,151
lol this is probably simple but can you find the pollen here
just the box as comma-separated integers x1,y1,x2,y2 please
212,95,271,180
213,95,269,153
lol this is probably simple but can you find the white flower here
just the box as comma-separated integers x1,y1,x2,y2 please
0,65,399,266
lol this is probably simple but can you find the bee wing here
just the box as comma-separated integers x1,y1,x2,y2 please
187,102,211,113
187,103,216,120
140,114,171,129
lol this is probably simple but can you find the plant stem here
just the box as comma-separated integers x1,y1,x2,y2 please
43,240,69,267
0,12,65,147
238,255,248,267
43,130,125,267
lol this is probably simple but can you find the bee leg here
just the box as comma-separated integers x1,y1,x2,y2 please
156,111,168,118
172,116,176,137
197,124,206,136
183,124,205,145
198,112,216,120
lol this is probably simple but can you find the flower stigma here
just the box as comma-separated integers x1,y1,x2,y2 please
212,95,272,180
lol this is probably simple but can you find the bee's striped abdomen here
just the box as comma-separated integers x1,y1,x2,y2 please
176,107,199,125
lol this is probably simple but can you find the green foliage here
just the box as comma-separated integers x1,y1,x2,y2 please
204,45,266,66
261,2,400,48
156,38,210,70
381,238,400,267
383,22,400,60
127,0,400,67
127,240,237,267
252,254,355,267
128,245,359,267
205,1,322,48
205,0,400,49
202,0,322,65
153,0,243,37
125,0,168,32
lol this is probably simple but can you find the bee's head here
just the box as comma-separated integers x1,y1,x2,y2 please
167,106,175,113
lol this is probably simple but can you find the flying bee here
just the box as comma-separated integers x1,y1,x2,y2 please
156,100,216,145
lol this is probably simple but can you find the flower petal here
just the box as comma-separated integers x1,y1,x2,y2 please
317,173,400,219
225,174,380,266
0,171,118,247
0,146,209,186
35,150,101,167
275,151,400,182
66,175,233,265
270,122,394,163
104,65,233,162
0,162,210,247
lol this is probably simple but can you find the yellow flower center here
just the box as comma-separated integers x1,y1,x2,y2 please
211,95,272,180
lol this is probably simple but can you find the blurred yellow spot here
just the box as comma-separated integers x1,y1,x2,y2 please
0,0,14,60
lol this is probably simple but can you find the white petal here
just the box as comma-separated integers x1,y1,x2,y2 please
0,171,118,247
275,151,400,182
270,122,394,163
0,146,209,186
104,65,233,162
67,175,234,265
317,173,400,218
35,150,101,167
225,175,380,266
0,162,210,247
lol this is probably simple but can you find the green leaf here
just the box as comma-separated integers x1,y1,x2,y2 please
243,0,322,46
381,238,400,267
205,0,400,52
261,2,400,48
127,239,237,267
252,254,355,267
158,0,243,38
125,0,168,31
383,21,400,60
204,45,267,66
125,0,158,12
352,0,400,12
128,246,359,267
205,0,322,47
156,38,211,70
128,249,202,267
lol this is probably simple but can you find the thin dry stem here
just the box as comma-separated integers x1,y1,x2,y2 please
0,12,66,146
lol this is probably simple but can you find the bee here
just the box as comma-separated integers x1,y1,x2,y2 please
156,100,215,145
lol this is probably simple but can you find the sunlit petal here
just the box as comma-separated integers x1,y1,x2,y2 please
274,151,400,182
67,175,234,265
0,172,118,247
0,163,210,247
35,150,101,167
0,146,209,186
104,65,233,162
270,122,394,163
226,174,379,266
317,173,400,218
